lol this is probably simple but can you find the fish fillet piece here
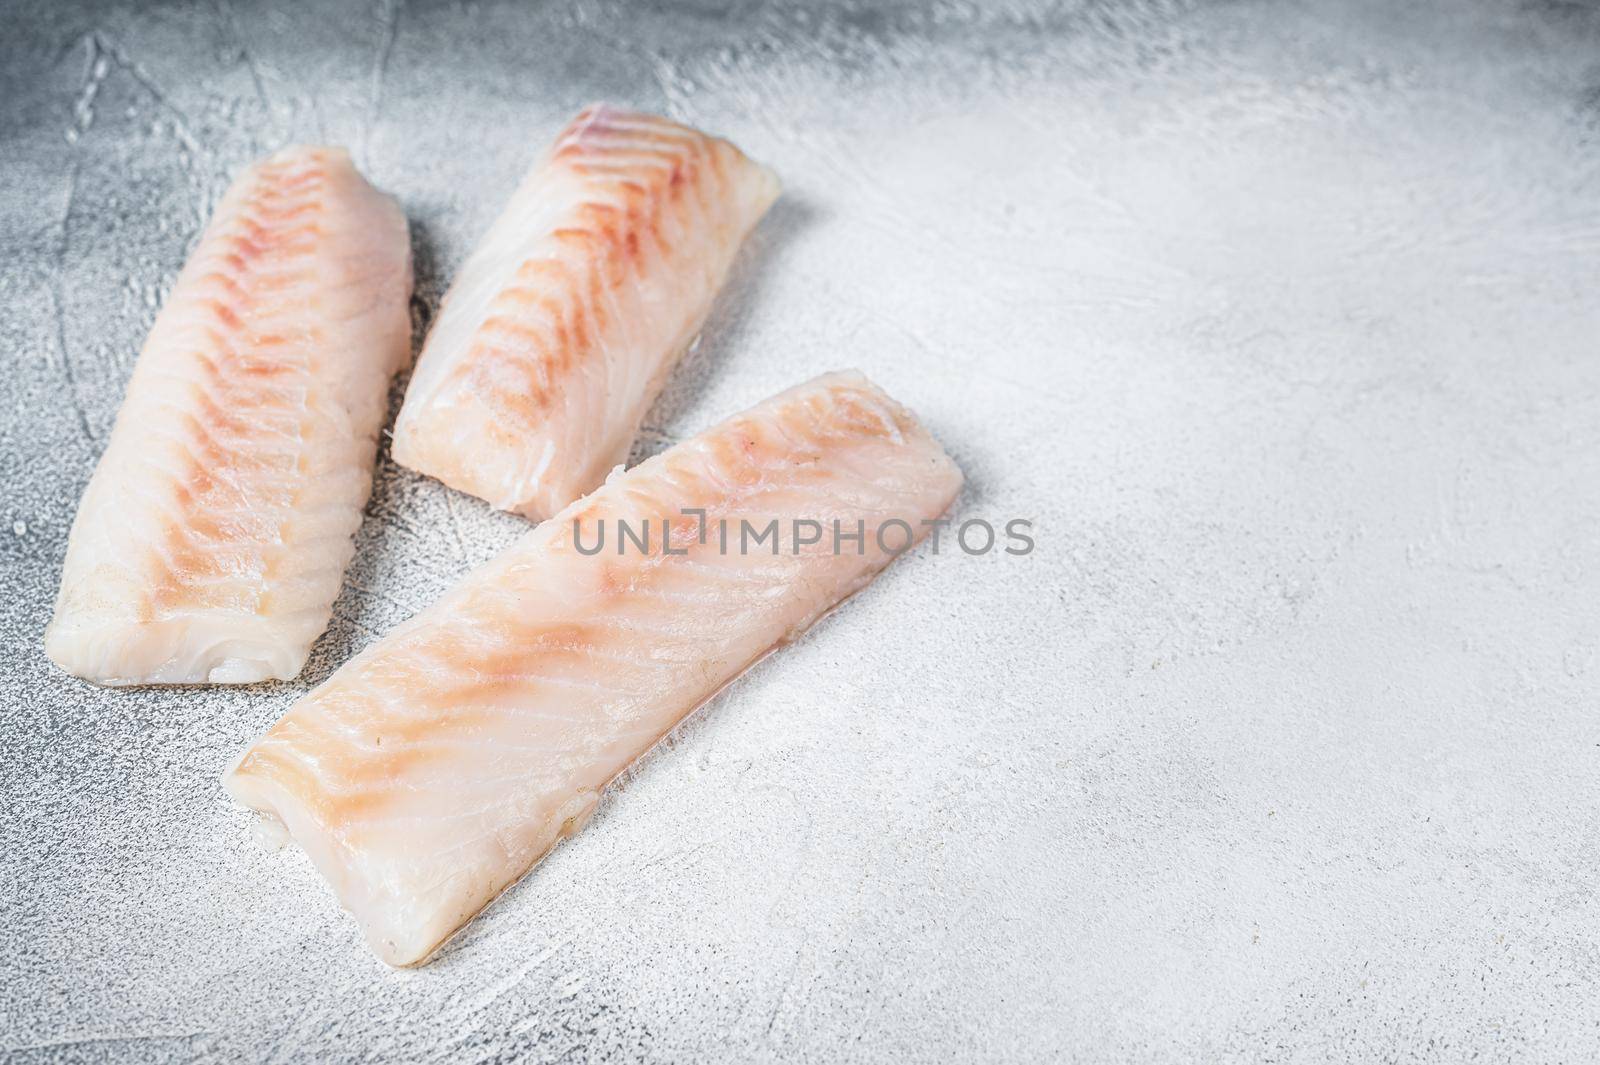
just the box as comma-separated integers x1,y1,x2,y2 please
44,146,413,686
390,104,780,518
225,371,962,965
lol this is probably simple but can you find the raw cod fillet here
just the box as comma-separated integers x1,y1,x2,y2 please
390,104,780,518
44,147,413,685
225,371,962,965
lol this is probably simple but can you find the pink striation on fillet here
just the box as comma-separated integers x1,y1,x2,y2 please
225,372,962,965
44,147,413,685
390,104,780,518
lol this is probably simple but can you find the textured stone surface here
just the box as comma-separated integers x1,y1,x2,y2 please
3,0,1600,1061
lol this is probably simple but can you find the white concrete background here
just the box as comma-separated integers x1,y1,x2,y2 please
2,0,1599,1060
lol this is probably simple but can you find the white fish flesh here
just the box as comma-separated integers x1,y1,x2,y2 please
390,104,780,518
44,146,413,685
225,371,962,964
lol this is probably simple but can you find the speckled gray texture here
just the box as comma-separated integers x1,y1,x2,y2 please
3,0,1600,1060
